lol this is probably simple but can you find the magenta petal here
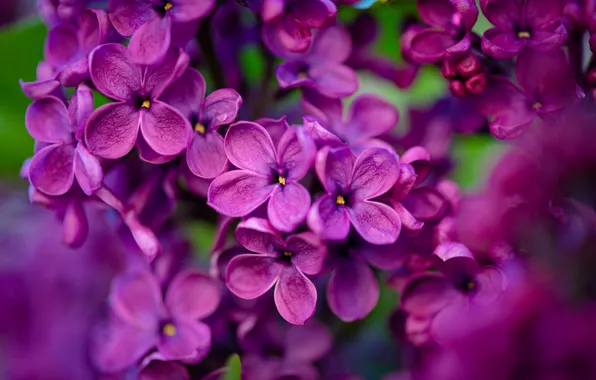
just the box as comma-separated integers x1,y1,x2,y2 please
315,146,355,195
290,0,336,28
327,256,379,322
143,46,189,98
473,266,504,304
235,217,285,255
160,68,206,119
277,61,313,89
400,273,456,315
392,201,424,232
309,63,359,99
85,102,140,159
186,132,227,179
203,88,243,128
268,182,311,232
434,242,474,261
74,144,103,195
45,24,79,68
158,320,211,361
140,101,192,156
89,43,142,101
480,0,519,30
481,28,524,59
301,89,343,126
277,16,312,53
110,271,164,329
79,9,110,53
26,96,72,143
108,0,155,36
409,29,460,64
20,79,61,99
62,201,88,248
309,25,351,63
285,321,332,361
307,194,350,241
357,241,404,270
525,25,568,52
165,271,220,320
286,232,327,275
128,15,172,66
170,0,215,22
29,144,75,196
226,254,283,299
392,164,417,200
208,171,276,217
257,116,290,147
224,121,278,174
350,148,399,202
401,147,431,185
403,187,448,221
344,95,399,144
139,360,190,380
274,266,317,325
69,84,94,140
277,127,316,180
524,0,565,27
348,200,401,244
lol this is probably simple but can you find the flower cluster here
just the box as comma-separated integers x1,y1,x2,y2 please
5,0,596,378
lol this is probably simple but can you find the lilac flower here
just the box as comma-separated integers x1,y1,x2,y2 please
226,218,326,324
405,0,478,64
481,0,568,59
259,0,337,53
302,89,399,151
138,357,190,380
109,0,215,64
44,8,110,86
92,269,220,372
266,26,359,99
26,84,103,197
208,121,316,232
308,146,401,244
85,43,193,160
160,68,242,177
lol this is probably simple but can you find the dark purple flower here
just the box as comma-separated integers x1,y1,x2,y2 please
160,68,242,177
109,0,214,64
92,269,220,372
266,26,359,99
138,357,190,380
481,0,568,59
259,0,337,53
405,0,478,64
85,43,193,160
308,146,401,244
208,121,316,232
226,218,326,324
26,84,103,197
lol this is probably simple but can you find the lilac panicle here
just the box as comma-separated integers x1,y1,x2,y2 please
308,146,401,245
208,121,316,232
226,218,327,325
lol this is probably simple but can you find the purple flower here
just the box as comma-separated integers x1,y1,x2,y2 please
405,0,478,64
160,68,242,177
109,0,215,64
226,218,326,324
481,0,568,59
302,89,399,151
26,84,103,197
85,43,193,160
308,146,401,244
92,269,220,372
208,121,316,232
266,25,358,99
259,0,337,53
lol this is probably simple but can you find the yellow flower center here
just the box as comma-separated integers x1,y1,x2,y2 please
195,122,206,134
517,31,531,39
141,100,151,109
336,195,345,205
532,102,542,110
162,323,177,337
467,281,475,290
278,176,286,186
283,251,292,257
164,2,174,11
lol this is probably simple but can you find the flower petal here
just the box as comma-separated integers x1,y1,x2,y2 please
401,146,431,185
348,200,401,244
226,254,283,299
315,146,354,195
69,84,94,140
400,273,456,315
525,25,568,54
45,24,79,68
140,101,192,156
85,102,140,159
276,16,312,53
276,61,313,89
277,127,316,180
409,29,460,64
108,0,155,36
350,147,399,202
310,63,359,99
25,96,72,143
139,360,190,380
165,270,221,320
474,266,504,304
392,163,418,200
290,0,336,28
224,121,277,174
208,171,276,217
301,88,343,127
29,144,75,196
274,266,317,325
308,25,351,63
110,271,164,329
89,43,141,101
392,201,424,232
62,200,88,248
480,0,520,30
357,241,405,270
344,95,399,144
143,46,189,98
186,132,228,179
285,321,332,361
20,79,61,100
158,320,211,361
327,255,379,322
481,28,523,59
402,187,448,222
286,232,327,275
235,217,285,255
307,194,350,241
524,0,565,28
160,68,206,119
169,0,215,22
203,88,243,128
74,144,103,195
128,15,172,66
268,182,311,232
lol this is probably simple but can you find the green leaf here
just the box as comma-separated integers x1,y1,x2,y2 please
0,19,47,179
223,353,242,380
451,134,504,190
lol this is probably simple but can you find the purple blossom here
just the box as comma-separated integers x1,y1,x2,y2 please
108,0,215,64
266,26,359,99
26,84,103,197
92,269,220,372
405,0,479,64
85,43,193,160
259,0,337,53
481,0,568,59
226,218,327,325
208,121,316,232
308,146,401,244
